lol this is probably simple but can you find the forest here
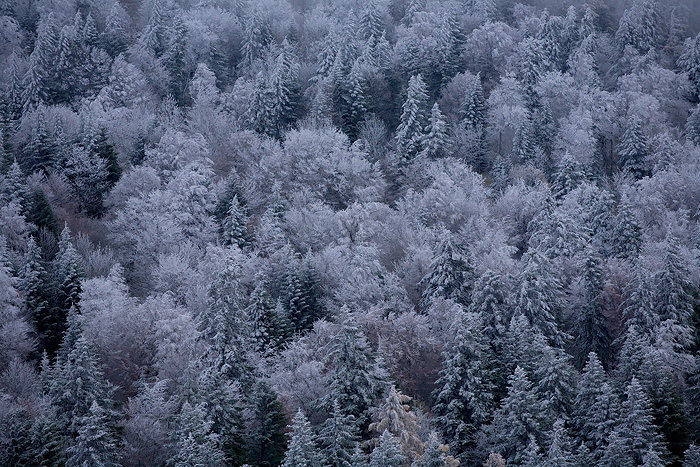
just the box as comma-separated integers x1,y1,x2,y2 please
1,0,700,465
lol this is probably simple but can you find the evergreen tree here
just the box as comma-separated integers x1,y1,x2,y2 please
102,2,128,56
370,386,423,462
615,0,661,53
489,366,541,466
319,400,361,467
686,105,700,146
512,249,566,347
283,254,324,333
653,235,694,344
616,377,668,466
678,33,700,99
21,111,58,174
322,312,386,435
22,14,59,111
247,281,292,355
512,113,536,164
221,195,250,249
433,312,495,455
531,338,577,426
421,103,450,159
684,444,700,467
552,153,586,200
247,381,288,467
282,409,321,467
19,236,49,334
610,201,642,259
413,432,457,467
396,75,430,163
65,400,121,467
420,236,476,311
200,259,251,381
546,419,575,467
170,401,226,467
573,247,612,369
618,117,650,179
369,431,405,467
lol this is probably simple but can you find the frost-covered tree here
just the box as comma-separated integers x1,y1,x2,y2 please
618,117,650,179
169,401,226,467
282,409,320,467
433,312,495,454
247,381,288,467
421,103,450,159
370,385,423,461
369,430,405,467
65,400,120,467
420,236,476,311
616,0,661,53
319,400,361,467
396,75,430,163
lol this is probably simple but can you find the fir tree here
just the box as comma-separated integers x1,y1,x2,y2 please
319,400,361,467
546,419,575,467
552,153,586,200
221,195,250,249
573,247,612,369
615,0,661,53
433,312,495,455
420,236,476,311
396,74,430,163
369,431,405,467
21,111,57,175
170,401,226,467
247,281,292,355
283,255,324,333
65,400,121,467
512,113,536,164
282,409,321,467
683,444,700,467
618,117,650,179
421,103,450,159
489,366,542,465
322,312,386,435
685,105,700,146
610,201,642,259
247,381,288,467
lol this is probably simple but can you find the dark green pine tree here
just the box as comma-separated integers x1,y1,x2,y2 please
221,195,250,249
573,247,612,369
459,74,487,171
420,103,450,159
281,409,321,467
683,444,700,467
395,74,430,164
18,236,49,338
489,366,542,466
686,105,700,146
531,337,577,427
21,112,58,175
552,153,586,200
319,400,361,467
65,400,121,467
164,17,189,106
24,187,59,238
572,353,620,461
613,377,668,466
618,117,650,179
101,2,128,56
247,281,292,355
369,431,404,467
546,419,575,467
246,381,288,467
653,235,694,345
432,311,495,455
512,113,536,164
90,128,121,188
610,201,642,259
200,259,251,381
283,254,324,333
169,401,226,467
22,13,59,112
414,432,454,467
419,235,476,311
321,312,386,435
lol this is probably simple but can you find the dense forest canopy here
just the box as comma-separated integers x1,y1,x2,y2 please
1,0,700,466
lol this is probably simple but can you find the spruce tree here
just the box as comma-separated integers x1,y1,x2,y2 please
396,74,430,163
610,201,642,259
552,153,586,200
573,248,612,369
369,431,405,467
421,103,450,159
247,381,288,467
370,386,423,462
420,236,476,311
170,401,226,467
546,419,575,467
65,401,121,467
684,444,700,467
489,366,541,466
618,117,650,179
319,400,361,467
282,409,321,467
433,311,495,455
322,312,386,435
685,105,700,146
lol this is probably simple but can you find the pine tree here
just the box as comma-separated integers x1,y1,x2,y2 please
247,281,291,355
618,117,650,179
685,105,700,146
322,312,386,435
22,14,59,111
513,249,566,347
247,381,288,467
221,195,250,248
512,113,536,164
546,419,575,467
420,236,476,311
489,366,542,465
653,235,694,343
370,386,423,462
369,431,405,467
65,400,121,467
282,409,320,467
396,75,430,163
531,338,577,426
19,236,49,333
433,312,495,455
610,201,642,259
573,354,619,459
319,400,361,467
615,0,661,53
616,377,668,466
283,254,324,333
678,33,700,99
200,259,251,381
552,153,586,200
573,248,612,369
684,444,700,467
21,111,58,174
170,401,226,467
421,103,450,159
102,2,128,56
90,128,122,188
483,452,505,467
